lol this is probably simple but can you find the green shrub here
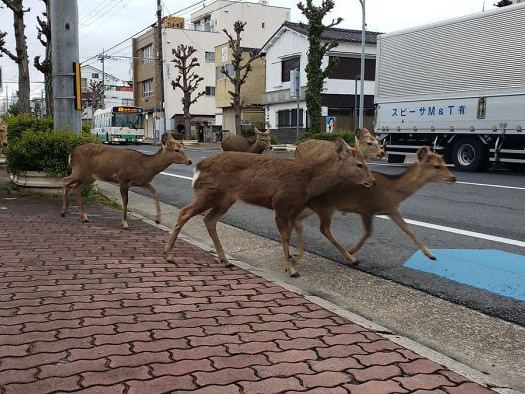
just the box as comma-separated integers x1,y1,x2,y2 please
6,130,99,177
3,114,54,140
299,130,355,146
82,122,92,134
170,132,184,140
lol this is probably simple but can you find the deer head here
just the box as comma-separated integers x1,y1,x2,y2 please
162,133,192,165
333,138,376,188
254,127,272,151
0,121,7,149
355,128,384,160
416,147,456,184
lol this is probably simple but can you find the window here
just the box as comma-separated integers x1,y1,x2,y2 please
142,79,153,97
262,22,265,28
277,109,304,127
91,73,99,79
205,52,215,63
205,86,215,96
141,45,152,64
216,64,234,80
329,56,376,80
281,56,300,82
122,98,133,106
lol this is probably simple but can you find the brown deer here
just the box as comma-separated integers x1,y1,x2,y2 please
0,121,7,156
164,138,376,277
293,147,456,263
295,128,384,161
61,133,192,229
221,127,272,153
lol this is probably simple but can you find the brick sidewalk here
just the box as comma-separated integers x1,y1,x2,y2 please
0,197,495,393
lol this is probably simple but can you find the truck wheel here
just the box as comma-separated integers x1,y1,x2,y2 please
387,154,405,163
451,138,489,172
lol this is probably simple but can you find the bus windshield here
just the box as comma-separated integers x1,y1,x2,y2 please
112,113,144,129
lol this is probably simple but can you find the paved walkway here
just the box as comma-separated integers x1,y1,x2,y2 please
0,194,496,393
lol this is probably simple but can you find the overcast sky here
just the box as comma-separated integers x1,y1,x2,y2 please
0,0,496,99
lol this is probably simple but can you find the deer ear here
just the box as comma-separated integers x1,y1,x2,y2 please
254,127,260,134
335,138,350,156
417,146,431,162
355,129,362,139
161,133,170,146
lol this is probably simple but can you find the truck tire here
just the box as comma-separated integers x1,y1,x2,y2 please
451,138,489,172
387,154,405,163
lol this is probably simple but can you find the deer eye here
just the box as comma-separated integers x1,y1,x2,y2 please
175,149,180,152
434,164,440,169
357,163,363,169
367,142,373,146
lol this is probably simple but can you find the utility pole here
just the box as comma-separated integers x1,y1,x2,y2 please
98,49,110,109
358,0,366,130
156,0,166,144
51,0,81,133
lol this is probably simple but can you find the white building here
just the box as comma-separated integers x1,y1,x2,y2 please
134,0,290,139
261,22,380,143
81,64,134,122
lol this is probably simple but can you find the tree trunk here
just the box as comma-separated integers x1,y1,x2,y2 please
13,8,30,114
44,0,53,116
234,103,242,135
183,110,192,140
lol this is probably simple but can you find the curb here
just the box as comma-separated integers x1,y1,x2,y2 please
126,209,521,394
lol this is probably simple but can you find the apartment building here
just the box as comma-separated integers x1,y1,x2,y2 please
132,0,290,140
214,42,266,134
261,22,380,143
80,64,133,123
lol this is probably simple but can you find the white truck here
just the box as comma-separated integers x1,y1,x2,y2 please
374,4,525,171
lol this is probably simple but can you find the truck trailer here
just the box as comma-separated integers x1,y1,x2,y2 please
374,3,525,171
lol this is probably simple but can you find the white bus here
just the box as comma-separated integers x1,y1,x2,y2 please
92,106,145,144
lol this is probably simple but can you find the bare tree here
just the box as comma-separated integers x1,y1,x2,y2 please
34,0,52,116
171,44,205,140
220,21,261,135
88,81,104,111
0,0,31,114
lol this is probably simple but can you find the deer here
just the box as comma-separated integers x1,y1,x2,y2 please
292,147,456,263
0,121,7,156
61,133,192,229
221,127,272,154
163,138,376,278
295,128,385,161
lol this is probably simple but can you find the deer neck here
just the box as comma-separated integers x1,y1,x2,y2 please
304,158,344,198
148,146,173,173
248,140,264,154
391,163,428,200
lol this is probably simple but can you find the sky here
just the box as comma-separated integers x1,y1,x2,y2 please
0,0,498,100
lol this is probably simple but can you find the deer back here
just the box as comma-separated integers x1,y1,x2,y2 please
69,134,191,186
194,138,375,210
0,121,7,149
221,135,253,152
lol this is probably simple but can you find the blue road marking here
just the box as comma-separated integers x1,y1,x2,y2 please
404,249,525,302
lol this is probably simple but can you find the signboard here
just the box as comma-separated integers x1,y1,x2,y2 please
289,69,300,98
116,107,142,113
221,47,228,62
326,116,337,133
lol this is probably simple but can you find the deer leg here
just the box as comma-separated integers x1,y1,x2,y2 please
348,214,373,254
275,214,298,278
119,184,130,229
292,220,305,264
318,212,360,266
142,184,161,224
73,180,92,222
61,176,78,217
203,200,235,268
389,210,436,260
164,198,214,263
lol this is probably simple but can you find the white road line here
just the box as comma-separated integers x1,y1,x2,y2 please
454,181,525,191
377,215,525,248
160,169,525,247
160,171,193,180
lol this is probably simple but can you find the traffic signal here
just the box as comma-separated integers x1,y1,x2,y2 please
73,62,81,111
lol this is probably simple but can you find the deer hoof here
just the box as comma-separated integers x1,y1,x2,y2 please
428,255,437,261
223,261,233,268
290,271,300,278
351,260,361,267
164,253,176,263
60,212,65,217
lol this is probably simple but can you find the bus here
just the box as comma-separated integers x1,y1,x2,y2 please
92,106,145,144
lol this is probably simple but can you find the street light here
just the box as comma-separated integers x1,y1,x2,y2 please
358,0,366,130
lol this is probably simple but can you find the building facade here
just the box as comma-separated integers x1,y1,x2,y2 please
214,42,266,134
132,0,290,140
80,64,133,123
261,22,379,143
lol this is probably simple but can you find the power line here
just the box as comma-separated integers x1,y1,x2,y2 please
80,0,209,65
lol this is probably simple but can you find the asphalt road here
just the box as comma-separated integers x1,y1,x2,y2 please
117,144,525,326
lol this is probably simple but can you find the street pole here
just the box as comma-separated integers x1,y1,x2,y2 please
98,49,110,109
295,69,300,143
51,0,81,133
156,0,166,144
358,0,366,130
